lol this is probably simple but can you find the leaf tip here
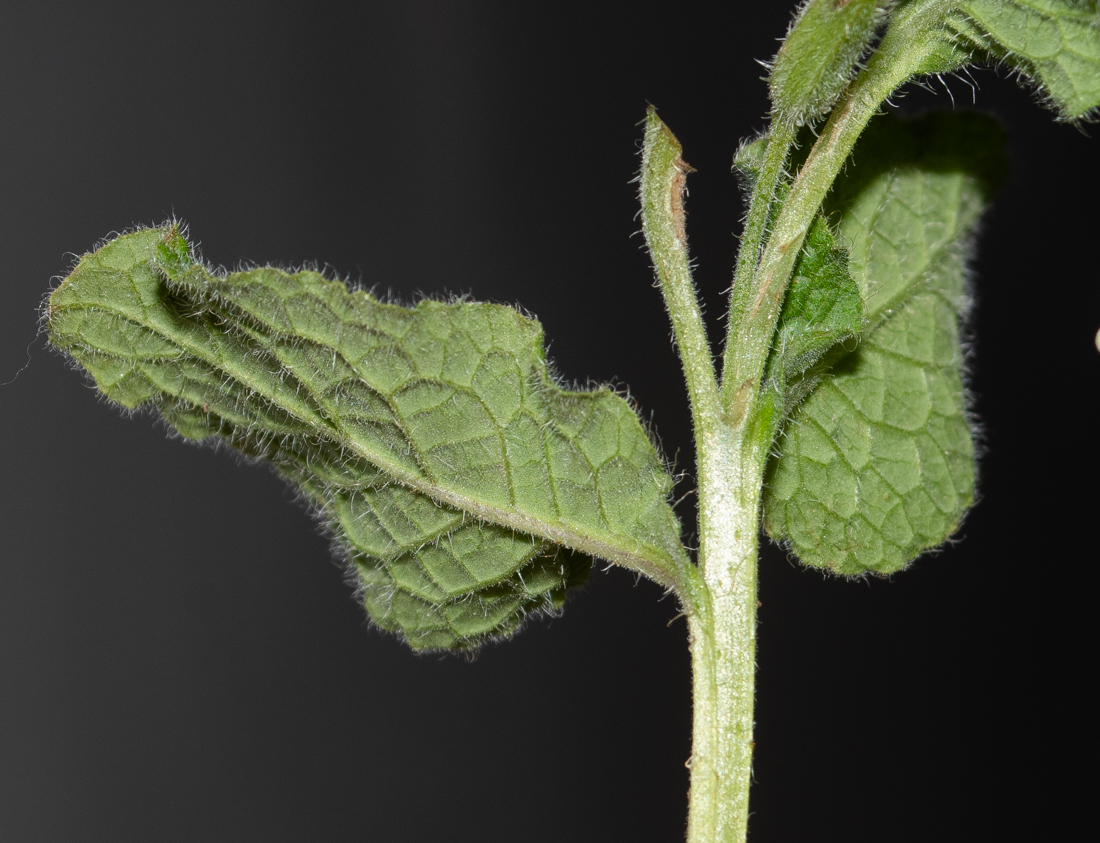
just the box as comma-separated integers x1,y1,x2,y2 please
154,222,195,277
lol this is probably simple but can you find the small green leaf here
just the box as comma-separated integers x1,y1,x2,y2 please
736,137,864,426
771,215,864,399
47,227,691,649
735,138,864,403
769,0,893,128
732,135,769,185
763,113,1007,574
947,0,1100,121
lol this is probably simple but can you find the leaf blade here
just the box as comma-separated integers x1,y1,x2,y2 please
769,0,892,129
950,0,1100,120
762,112,1007,574
48,227,691,648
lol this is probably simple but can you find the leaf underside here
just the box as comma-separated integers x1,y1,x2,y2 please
950,0,1100,121
763,112,1007,575
48,229,687,649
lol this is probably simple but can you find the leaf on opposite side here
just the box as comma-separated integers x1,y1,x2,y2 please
47,228,691,649
762,112,1008,575
945,0,1100,121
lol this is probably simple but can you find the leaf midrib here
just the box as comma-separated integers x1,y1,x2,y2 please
57,272,692,594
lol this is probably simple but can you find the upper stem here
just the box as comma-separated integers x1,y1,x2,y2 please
721,0,961,429
643,8,961,838
639,108,723,454
719,121,797,411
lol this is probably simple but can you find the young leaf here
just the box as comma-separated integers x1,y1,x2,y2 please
732,135,769,188
735,139,864,405
762,113,1007,575
770,215,864,401
946,0,1100,121
769,0,893,129
47,228,691,649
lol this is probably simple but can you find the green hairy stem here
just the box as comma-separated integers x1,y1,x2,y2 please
44,1,1099,840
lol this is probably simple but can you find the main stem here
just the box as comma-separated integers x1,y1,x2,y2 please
685,430,763,843
642,4,963,840
640,109,765,842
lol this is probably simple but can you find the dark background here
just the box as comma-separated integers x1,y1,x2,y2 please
1,2,1096,841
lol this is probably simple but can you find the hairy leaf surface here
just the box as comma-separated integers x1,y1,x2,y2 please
771,215,864,404
769,0,890,128
948,0,1100,120
763,113,1007,574
736,139,864,405
735,136,865,435
48,228,690,649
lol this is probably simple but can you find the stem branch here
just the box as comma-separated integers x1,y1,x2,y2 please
643,8,959,836
719,121,797,410
639,108,723,452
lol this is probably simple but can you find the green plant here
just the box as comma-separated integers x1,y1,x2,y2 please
43,1,1098,840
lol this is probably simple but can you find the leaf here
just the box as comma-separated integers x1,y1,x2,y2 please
732,135,769,189
769,0,892,128
735,136,865,434
770,214,864,404
947,0,1100,121
735,138,864,404
762,112,1007,575
47,227,691,649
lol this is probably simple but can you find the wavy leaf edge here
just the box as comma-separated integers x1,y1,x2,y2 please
46,224,693,649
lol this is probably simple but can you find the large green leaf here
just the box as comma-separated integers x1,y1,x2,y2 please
47,228,690,649
763,112,1007,574
948,0,1100,121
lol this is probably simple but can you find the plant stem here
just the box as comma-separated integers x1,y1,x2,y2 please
636,4,964,841
719,121,796,411
641,107,764,843
722,0,960,427
686,428,762,843
639,108,722,450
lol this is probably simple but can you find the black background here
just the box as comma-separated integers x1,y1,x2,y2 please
1,3,1096,841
